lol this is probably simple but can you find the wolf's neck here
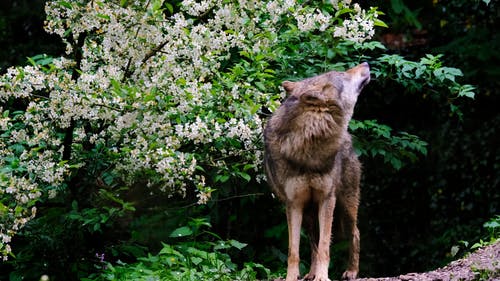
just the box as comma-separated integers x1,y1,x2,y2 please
276,112,348,171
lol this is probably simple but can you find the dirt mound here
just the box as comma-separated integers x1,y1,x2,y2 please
357,241,499,281
272,241,499,281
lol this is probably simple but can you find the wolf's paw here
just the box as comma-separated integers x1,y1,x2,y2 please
303,273,331,281
284,273,300,281
303,273,314,281
341,270,358,280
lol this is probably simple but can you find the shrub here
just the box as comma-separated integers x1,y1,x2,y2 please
0,0,474,273
85,219,271,281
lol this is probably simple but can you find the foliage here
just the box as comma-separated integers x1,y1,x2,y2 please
482,215,500,243
349,119,427,170
0,0,65,72
6,204,120,280
386,0,422,30
0,0,481,280
433,0,499,85
455,215,500,256
0,0,385,261
372,53,476,117
352,1,498,276
85,219,271,281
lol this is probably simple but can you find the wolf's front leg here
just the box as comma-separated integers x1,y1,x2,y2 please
313,195,336,281
286,204,304,281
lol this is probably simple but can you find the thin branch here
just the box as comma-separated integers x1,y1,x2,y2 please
142,38,170,64
214,192,266,202
153,193,268,211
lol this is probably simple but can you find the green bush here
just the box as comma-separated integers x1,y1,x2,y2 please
0,0,478,279
85,219,271,281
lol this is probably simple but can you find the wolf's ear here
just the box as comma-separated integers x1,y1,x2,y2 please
282,81,297,93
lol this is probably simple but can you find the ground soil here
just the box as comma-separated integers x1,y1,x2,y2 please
355,241,499,281
273,241,500,281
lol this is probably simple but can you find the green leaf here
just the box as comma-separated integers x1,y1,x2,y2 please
165,3,174,14
335,7,353,17
484,220,500,229
373,19,388,28
14,205,23,216
229,239,247,250
238,171,251,182
71,200,78,211
327,48,335,59
58,1,72,9
390,157,403,170
96,13,111,21
402,63,415,78
254,81,266,91
169,226,193,238
26,54,53,69
214,241,231,250
459,90,475,99
0,202,8,215
243,164,255,171
190,256,203,265
215,174,230,183
457,84,476,99
391,0,404,13
450,245,460,257
415,66,425,78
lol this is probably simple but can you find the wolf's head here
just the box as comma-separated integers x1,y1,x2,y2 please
281,62,370,124
265,63,370,172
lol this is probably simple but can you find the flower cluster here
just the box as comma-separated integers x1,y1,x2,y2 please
331,0,352,10
0,173,40,261
333,3,376,42
295,10,332,32
0,0,379,260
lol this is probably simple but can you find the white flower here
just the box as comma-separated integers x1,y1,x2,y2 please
333,4,375,42
48,189,58,199
0,0,380,260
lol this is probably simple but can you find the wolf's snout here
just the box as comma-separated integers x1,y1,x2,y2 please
348,62,369,73
360,62,370,78
350,62,370,90
354,62,370,77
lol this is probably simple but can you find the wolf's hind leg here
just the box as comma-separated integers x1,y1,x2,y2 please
338,197,360,280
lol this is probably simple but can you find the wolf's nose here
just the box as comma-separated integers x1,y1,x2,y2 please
360,62,369,68
347,62,370,75
357,62,370,77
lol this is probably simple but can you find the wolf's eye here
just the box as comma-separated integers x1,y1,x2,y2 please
303,94,320,102
300,91,323,105
322,84,333,92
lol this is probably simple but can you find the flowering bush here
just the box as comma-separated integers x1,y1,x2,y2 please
0,0,383,261
0,0,474,263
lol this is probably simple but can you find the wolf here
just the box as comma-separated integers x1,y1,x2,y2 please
264,63,370,281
